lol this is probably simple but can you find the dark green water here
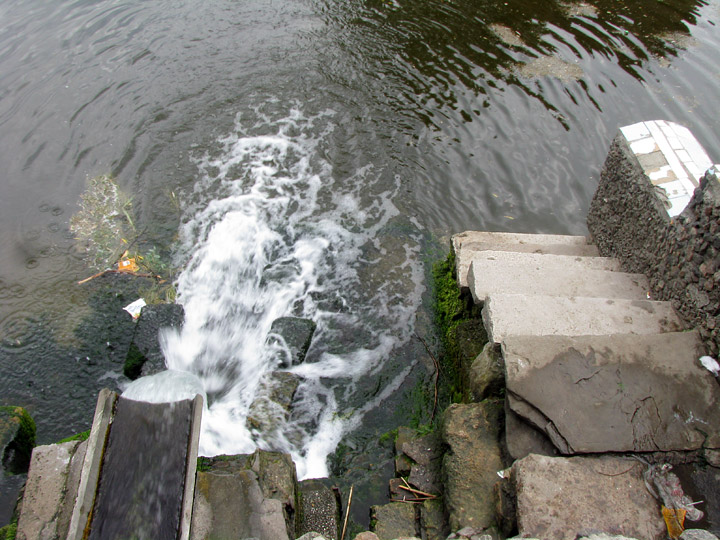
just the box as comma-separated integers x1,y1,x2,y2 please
1,0,720,526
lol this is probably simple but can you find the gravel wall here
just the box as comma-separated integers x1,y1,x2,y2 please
587,133,720,355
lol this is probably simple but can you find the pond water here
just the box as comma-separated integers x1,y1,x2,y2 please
1,0,720,527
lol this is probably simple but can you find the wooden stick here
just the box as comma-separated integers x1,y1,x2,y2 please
398,483,437,499
77,269,110,284
340,485,354,540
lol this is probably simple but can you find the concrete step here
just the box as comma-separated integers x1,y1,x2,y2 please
468,252,648,304
502,330,720,455
482,293,684,343
452,231,598,290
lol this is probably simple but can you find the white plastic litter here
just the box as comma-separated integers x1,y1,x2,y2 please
123,298,146,320
699,356,719,377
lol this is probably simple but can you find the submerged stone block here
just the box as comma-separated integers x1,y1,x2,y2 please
247,371,301,435
267,317,317,367
124,303,185,379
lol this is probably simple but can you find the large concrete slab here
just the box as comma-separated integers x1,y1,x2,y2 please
482,294,684,343
468,253,647,304
452,231,597,289
512,454,666,540
503,331,720,454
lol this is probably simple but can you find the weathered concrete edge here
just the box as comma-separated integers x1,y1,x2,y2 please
66,388,117,540
179,394,203,540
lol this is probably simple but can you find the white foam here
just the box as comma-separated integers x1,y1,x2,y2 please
160,103,425,478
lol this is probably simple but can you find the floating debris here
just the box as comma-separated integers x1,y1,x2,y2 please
516,55,584,82
123,298,147,320
562,1,598,18
70,174,134,270
490,23,525,48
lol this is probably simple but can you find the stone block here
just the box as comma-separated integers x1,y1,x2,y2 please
370,502,417,540
512,454,665,540
249,449,298,536
297,479,340,540
191,467,290,540
441,401,504,531
268,317,317,367
401,432,443,495
503,399,556,461
16,441,81,540
467,342,504,402
420,498,449,540
353,533,380,540
247,371,301,435
125,303,184,379
0,406,35,474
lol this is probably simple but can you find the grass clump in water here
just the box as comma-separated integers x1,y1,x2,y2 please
70,174,134,271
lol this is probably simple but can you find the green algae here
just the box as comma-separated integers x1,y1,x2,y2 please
0,406,36,474
431,251,486,404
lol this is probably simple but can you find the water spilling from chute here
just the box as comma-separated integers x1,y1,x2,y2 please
145,103,424,479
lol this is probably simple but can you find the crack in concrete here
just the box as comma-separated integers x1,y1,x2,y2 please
573,368,602,384
630,396,661,451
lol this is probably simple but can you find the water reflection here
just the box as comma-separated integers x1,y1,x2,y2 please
317,0,706,127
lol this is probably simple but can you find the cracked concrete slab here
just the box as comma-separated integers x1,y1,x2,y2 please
503,331,720,454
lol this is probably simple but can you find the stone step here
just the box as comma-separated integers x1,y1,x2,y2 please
468,253,648,304
452,231,597,290
482,293,684,343
502,331,720,455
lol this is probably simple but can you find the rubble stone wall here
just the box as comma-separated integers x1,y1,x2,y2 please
587,133,720,355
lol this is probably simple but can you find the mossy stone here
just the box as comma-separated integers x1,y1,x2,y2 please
0,406,36,474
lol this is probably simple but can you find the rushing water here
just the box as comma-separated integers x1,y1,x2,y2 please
2,0,720,525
